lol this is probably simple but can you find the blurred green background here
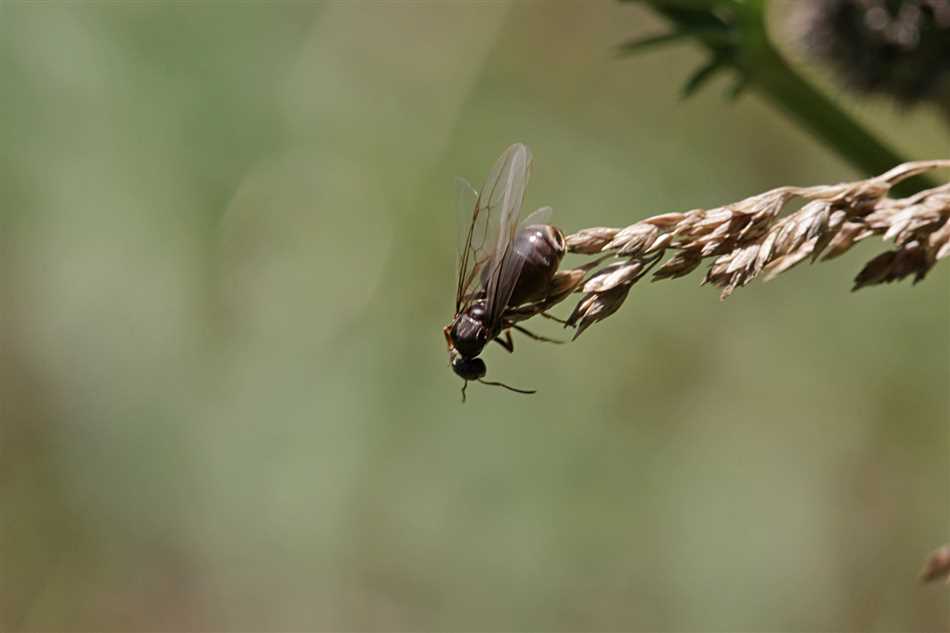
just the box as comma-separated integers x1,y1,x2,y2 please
1,2,947,631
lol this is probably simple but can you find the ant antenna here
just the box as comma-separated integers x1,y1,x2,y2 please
478,379,536,395
460,381,468,403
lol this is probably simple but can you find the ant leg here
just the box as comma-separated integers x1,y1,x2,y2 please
494,331,514,353
539,311,569,325
513,324,564,344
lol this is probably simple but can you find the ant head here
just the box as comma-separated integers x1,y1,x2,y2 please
450,353,487,381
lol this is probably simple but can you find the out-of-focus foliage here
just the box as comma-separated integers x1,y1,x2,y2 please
799,0,950,106
622,0,942,194
1,2,947,631
619,0,750,98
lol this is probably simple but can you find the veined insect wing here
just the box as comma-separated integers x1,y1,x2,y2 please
453,143,532,318
480,144,533,325
520,205,552,228
454,176,483,312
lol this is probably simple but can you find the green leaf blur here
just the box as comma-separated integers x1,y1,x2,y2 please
2,2,947,631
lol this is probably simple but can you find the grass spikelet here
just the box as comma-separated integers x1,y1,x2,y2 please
563,160,950,337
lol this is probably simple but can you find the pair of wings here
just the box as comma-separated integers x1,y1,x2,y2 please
454,143,551,328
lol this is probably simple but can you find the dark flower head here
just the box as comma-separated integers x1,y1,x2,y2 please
799,0,950,105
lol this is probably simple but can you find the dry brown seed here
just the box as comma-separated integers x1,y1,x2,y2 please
566,283,633,339
755,231,778,270
646,232,673,254
566,227,619,254
811,209,846,262
762,237,819,281
929,221,950,259
582,262,644,293
852,242,931,290
653,251,702,280
920,545,950,584
644,212,686,228
821,222,870,261
609,224,660,256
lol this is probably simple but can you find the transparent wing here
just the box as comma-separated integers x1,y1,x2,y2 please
480,144,532,326
483,206,558,318
454,177,482,311
520,205,552,229
454,144,532,316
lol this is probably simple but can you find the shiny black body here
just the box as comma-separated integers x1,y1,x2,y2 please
447,223,565,377
506,224,567,306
